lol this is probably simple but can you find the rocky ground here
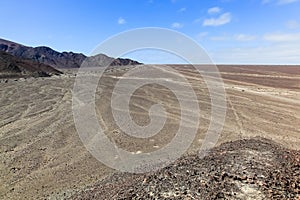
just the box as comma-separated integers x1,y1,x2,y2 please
70,137,300,200
0,65,299,199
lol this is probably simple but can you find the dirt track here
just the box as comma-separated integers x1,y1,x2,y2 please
0,65,299,199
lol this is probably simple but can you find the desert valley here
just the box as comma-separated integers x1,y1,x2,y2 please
0,38,299,199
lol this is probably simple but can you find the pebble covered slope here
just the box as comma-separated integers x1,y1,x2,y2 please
71,137,300,200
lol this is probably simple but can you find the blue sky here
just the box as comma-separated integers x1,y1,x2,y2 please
0,0,299,64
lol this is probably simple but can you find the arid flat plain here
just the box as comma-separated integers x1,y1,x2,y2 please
0,65,299,199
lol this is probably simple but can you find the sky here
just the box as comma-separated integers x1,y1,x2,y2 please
0,0,299,64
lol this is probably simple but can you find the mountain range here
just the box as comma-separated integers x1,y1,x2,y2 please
0,51,62,78
0,38,141,69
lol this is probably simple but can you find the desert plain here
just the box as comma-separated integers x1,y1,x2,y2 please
0,65,299,199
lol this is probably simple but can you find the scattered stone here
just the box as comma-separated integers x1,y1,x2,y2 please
70,137,300,199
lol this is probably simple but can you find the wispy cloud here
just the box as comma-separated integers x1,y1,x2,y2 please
210,35,230,41
203,12,232,26
178,7,186,12
262,0,299,5
208,7,221,15
211,42,300,64
197,32,208,40
262,0,271,4
234,34,257,41
117,17,126,25
203,33,256,42
210,32,300,64
264,32,300,42
277,0,299,4
286,20,300,29
171,22,184,28
193,18,202,24
207,32,298,42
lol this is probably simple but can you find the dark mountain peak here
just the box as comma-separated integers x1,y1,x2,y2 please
34,46,53,52
86,53,141,67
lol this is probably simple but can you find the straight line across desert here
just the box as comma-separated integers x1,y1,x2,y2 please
0,1,300,200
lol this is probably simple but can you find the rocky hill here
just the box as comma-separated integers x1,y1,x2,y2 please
0,38,141,69
70,137,300,200
0,50,62,78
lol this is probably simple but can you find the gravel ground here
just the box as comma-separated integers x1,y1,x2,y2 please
70,137,300,200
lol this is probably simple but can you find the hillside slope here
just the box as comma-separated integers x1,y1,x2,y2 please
0,50,62,78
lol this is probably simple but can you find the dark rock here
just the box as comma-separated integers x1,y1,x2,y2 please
70,137,300,200
0,50,62,78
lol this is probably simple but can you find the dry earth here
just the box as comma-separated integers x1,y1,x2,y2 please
0,65,299,199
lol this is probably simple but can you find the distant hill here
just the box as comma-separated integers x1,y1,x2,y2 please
0,50,62,78
0,38,142,69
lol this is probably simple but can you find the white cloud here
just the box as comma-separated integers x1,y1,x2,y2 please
262,0,299,4
211,42,300,64
178,7,187,12
264,33,300,42
286,20,300,29
117,17,126,25
171,22,184,28
203,33,256,41
203,12,232,26
235,34,257,41
209,32,300,64
208,7,221,15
